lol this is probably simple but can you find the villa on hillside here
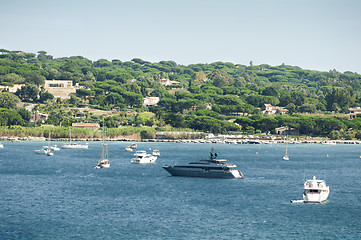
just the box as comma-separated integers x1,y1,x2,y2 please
43,80,76,99
0,84,25,93
30,111,49,123
159,79,180,86
275,126,299,135
74,112,87,119
143,96,160,106
261,104,288,115
346,107,361,119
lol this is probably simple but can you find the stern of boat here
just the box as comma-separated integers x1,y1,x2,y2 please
231,170,244,179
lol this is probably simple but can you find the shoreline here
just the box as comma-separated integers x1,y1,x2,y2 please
1,136,360,144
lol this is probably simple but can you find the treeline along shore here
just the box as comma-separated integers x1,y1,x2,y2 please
1,126,361,145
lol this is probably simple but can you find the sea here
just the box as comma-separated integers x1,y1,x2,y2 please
0,141,360,240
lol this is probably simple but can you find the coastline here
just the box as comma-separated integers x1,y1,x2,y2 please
1,136,360,144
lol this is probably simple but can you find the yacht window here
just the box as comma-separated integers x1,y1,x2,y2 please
309,189,319,193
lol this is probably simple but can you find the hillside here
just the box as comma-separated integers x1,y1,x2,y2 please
1,49,361,139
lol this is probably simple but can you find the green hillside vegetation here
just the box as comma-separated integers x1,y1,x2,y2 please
1,48,361,139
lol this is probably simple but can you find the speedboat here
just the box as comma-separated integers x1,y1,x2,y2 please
303,176,330,203
162,150,244,179
0,142,3,149
152,150,160,156
125,147,133,152
131,150,157,164
35,148,53,156
61,142,88,149
321,141,336,145
43,144,60,151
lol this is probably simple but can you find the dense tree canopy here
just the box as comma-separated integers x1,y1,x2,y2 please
1,48,361,136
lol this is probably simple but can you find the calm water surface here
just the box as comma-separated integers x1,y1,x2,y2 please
0,141,360,239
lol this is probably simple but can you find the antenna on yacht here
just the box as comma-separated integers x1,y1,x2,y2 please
210,148,218,160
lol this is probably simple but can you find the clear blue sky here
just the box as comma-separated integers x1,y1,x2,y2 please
1,0,361,73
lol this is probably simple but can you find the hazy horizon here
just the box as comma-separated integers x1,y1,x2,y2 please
1,0,360,73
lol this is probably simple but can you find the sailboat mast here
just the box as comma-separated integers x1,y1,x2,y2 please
102,118,108,160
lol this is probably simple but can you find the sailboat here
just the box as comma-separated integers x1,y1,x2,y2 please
283,136,289,161
61,127,88,149
35,132,54,156
95,120,110,169
43,132,60,151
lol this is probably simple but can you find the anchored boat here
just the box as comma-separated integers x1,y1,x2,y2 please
163,149,244,179
303,176,330,203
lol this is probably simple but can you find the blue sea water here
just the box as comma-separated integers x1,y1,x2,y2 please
0,141,361,239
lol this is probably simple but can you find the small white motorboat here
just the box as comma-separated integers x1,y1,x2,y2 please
35,148,53,156
152,150,160,156
125,147,133,152
44,144,60,151
131,150,157,164
0,142,4,149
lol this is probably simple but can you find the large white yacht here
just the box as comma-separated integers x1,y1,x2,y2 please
162,150,244,179
131,150,157,164
303,176,330,203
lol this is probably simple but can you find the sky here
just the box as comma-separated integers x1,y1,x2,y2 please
1,0,361,73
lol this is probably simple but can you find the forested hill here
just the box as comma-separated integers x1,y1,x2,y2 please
1,49,361,138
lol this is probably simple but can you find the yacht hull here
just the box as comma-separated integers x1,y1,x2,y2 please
303,191,329,203
95,164,110,169
130,151,157,164
302,176,330,203
131,158,157,164
163,166,244,179
61,144,88,149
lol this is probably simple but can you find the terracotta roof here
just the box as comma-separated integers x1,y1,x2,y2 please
72,123,100,128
